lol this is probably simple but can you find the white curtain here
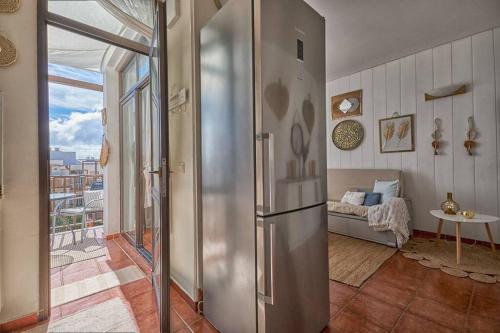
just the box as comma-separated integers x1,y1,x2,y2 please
47,0,154,72
48,26,109,72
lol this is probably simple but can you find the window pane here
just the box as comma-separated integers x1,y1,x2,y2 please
121,97,136,241
141,85,152,254
138,55,150,80
122,59,137,95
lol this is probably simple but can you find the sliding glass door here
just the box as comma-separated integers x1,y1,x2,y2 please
120,56,152,257
140,83,153,254
121,95,138,242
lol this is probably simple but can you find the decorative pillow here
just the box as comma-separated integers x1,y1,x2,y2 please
328,201,369,217
340,191,366,206
363,192,381,206
373,180,400,203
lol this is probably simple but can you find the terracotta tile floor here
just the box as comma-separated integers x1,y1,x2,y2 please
37,237,500,332
45,236,217,333
323,252,500,333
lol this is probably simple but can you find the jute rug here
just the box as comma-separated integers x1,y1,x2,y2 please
328,233,397,287
402,238,500,283
50,227,106,268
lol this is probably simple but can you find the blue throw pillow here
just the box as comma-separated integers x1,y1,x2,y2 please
373,179,400,203
363,192,381,206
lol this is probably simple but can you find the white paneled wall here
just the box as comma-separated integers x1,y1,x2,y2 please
326,28,500,242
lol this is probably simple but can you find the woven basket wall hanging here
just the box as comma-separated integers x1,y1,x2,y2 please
100,135,110,167
332,119,364,151
0,0,20,13
0,34,17,67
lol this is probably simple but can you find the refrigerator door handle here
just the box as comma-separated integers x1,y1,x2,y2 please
257,218,275,305
262,133,275,213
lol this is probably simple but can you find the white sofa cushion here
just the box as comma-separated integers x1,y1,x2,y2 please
340,191,366,206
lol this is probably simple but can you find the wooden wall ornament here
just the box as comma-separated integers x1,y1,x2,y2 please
331,89,362,119
99,135,110,167
425,84,466,101
0,0,20,13
332,120,364,151
0,33,17,67
432,118,442,155
464,116,477,156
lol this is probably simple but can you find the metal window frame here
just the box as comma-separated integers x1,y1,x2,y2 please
48,75,103,92
118,77,153,261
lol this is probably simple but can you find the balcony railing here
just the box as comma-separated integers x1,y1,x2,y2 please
50,175,104,233
50,174,103,195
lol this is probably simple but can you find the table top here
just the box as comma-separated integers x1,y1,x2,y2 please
50,192,77,201
430,210,499,224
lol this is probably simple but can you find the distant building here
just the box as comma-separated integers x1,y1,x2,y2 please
50,148,102,175
50,148,80,175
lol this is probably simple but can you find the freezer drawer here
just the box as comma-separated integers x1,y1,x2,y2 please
257,204,329,333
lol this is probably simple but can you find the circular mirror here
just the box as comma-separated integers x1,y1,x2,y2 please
291,123,304,156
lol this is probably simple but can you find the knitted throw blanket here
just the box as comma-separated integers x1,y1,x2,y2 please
368,197,410,248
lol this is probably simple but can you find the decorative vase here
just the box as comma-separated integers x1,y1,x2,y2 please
441,192,460,215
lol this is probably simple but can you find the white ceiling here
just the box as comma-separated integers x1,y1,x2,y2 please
304,0,500,81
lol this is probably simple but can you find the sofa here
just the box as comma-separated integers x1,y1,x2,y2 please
327,169,413,247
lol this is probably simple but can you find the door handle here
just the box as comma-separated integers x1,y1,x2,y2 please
149,169,161,176
262,133,275,213
257,218,275,305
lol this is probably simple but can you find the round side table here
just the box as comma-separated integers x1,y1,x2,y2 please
430,210,499,265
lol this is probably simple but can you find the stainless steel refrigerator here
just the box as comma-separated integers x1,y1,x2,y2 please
201,0,328,332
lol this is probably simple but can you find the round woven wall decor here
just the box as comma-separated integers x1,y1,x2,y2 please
0,0,20,13
0,34,17,67
332,119,364,150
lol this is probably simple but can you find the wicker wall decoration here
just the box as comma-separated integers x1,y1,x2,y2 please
0,0,20,13
332,119,364,151
0,34,17,67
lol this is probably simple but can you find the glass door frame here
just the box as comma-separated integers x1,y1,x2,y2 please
37,1,169,327
119,71,152,260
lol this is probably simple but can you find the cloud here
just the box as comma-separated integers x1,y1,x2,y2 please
49,83,103,113
50,111,103,159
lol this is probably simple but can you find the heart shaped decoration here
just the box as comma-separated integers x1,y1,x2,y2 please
265,79,289,120
302,95,315,134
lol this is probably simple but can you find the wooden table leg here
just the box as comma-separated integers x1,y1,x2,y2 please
484,223,496,253
456,222,462,265
436,218,444,243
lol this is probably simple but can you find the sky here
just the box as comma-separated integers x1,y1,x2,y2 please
49,63,104,159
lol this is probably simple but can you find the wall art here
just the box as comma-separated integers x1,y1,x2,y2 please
0,33,17,67
425,84,466,101
431,118,441,155
331,89,362,120
379,114,414,153
332,119,364,151
0,0,20,13
464,116,477,156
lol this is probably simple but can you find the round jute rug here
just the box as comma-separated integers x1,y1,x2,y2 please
469,273,497,284
440,267,468,278
401,238,500,283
